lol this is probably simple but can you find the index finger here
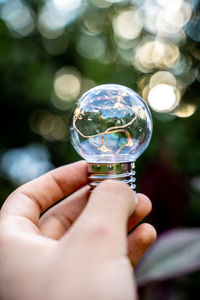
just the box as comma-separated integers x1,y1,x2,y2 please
1,161,88,224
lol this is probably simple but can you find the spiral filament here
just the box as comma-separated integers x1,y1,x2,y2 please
73,94,137,156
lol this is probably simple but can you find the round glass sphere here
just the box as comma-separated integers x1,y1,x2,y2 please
70,84,153,163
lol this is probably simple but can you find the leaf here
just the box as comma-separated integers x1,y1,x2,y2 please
135,228,200,285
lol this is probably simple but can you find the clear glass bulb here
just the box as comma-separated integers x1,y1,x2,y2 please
70,84,153,190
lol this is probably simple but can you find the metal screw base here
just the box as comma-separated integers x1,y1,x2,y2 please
88,162,136,191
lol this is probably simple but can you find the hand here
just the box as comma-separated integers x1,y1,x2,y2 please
0,161,156,300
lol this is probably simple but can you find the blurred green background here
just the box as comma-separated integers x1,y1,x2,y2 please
0,0,200,299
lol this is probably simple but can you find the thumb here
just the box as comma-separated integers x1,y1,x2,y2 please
84,180,137,231
64,180,137,255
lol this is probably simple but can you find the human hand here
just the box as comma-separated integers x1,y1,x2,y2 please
0,161,156,300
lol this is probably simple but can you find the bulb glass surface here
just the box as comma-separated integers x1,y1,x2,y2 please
70,84,152,163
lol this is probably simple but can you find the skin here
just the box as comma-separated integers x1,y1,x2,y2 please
0,161,156,300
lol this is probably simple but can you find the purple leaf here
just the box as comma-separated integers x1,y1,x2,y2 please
135,228,200,285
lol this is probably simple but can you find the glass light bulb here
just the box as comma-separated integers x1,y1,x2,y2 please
70,84,153,190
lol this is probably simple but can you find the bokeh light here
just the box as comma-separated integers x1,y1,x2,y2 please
1,0,35,37
156,0,183,10
0,144,53,185
149,71,177,89
141,0,192,40
53,67,81,109
148,84,180,112
38,0,83,38
156,1,192,35
29,109,68,141
52,0,82,11
134,39,180,72
191,176,200,193
77,34,106,60
38,6,65,39
196,64,200,83
113,9,143,40
83,11,105,34
173,103,197,118
186,15,200,42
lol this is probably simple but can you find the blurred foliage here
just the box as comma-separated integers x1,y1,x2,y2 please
0,0,200,299
135,229,200,286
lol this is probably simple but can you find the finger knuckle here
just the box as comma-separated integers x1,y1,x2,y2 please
84,217,110,238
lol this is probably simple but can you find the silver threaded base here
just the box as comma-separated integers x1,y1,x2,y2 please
88,162,136,191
